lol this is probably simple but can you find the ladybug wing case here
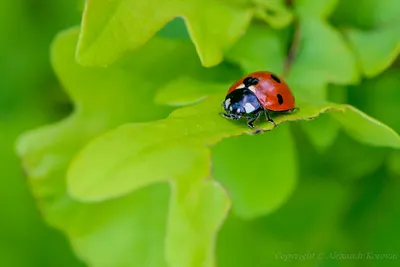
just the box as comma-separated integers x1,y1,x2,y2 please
226,71,295,112
251,72,295,112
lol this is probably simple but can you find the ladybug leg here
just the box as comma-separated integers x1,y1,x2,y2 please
246,111,261,128
264,109,277,127
220,112,241,121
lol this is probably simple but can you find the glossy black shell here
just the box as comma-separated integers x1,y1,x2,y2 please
222,88,262,116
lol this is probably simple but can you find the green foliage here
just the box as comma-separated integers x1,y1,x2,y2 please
288,0,358,103
8,0,400,267
217,178,349,267
212,125,297,219
77,0,252,67
226,24,286,75
0,1,84,267
332,0,400,77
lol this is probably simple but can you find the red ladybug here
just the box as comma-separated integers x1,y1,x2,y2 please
221,71,297,128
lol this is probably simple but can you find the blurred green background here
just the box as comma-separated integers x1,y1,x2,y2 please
1,0,400,267
0,1,84,266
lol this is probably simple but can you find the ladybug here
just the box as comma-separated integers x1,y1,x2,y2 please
221,71,297,128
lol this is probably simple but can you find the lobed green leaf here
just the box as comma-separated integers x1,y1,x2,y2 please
346,26,400,78
287,18,359,97
17,22,400,267
67,94,333,201
332,0,400,77
16,27,233,267
226,24,286,75
77,0,254,67
68,93,400,201
212,124,298,219
253,0,293,29
331,105,400,149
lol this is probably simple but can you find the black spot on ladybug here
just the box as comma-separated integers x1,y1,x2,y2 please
270,74,281,83
243,77,259,87
277,94,283,104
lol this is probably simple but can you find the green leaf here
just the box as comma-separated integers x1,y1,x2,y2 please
332,0,400,77
72,184,170,267
77,0,253,67
68,94,331,201
347,70,400,176
16,27,232,267
0,2,83,265
296,130,389,182
212,123,297,219
155,76,226,107
287,18,359,98
327,84,348,104
225,16,357,103
18,24,400,267
348,69,400,134
368,179,400,267
346,26,400,78
388,150,400,176
281,0,359,103
154,60,241,107
330,105,400,149
253,0,293,29
295,0,339,19
340,169,400,267
301,113,340,152
166,181,230,267
16,27,174,267
68,94,400,201
217,178,349,267
156,17,190,40
332,0,400,29
226,24,287,75
303,97,400,157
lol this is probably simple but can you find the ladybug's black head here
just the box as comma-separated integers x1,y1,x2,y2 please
222,88,262,116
